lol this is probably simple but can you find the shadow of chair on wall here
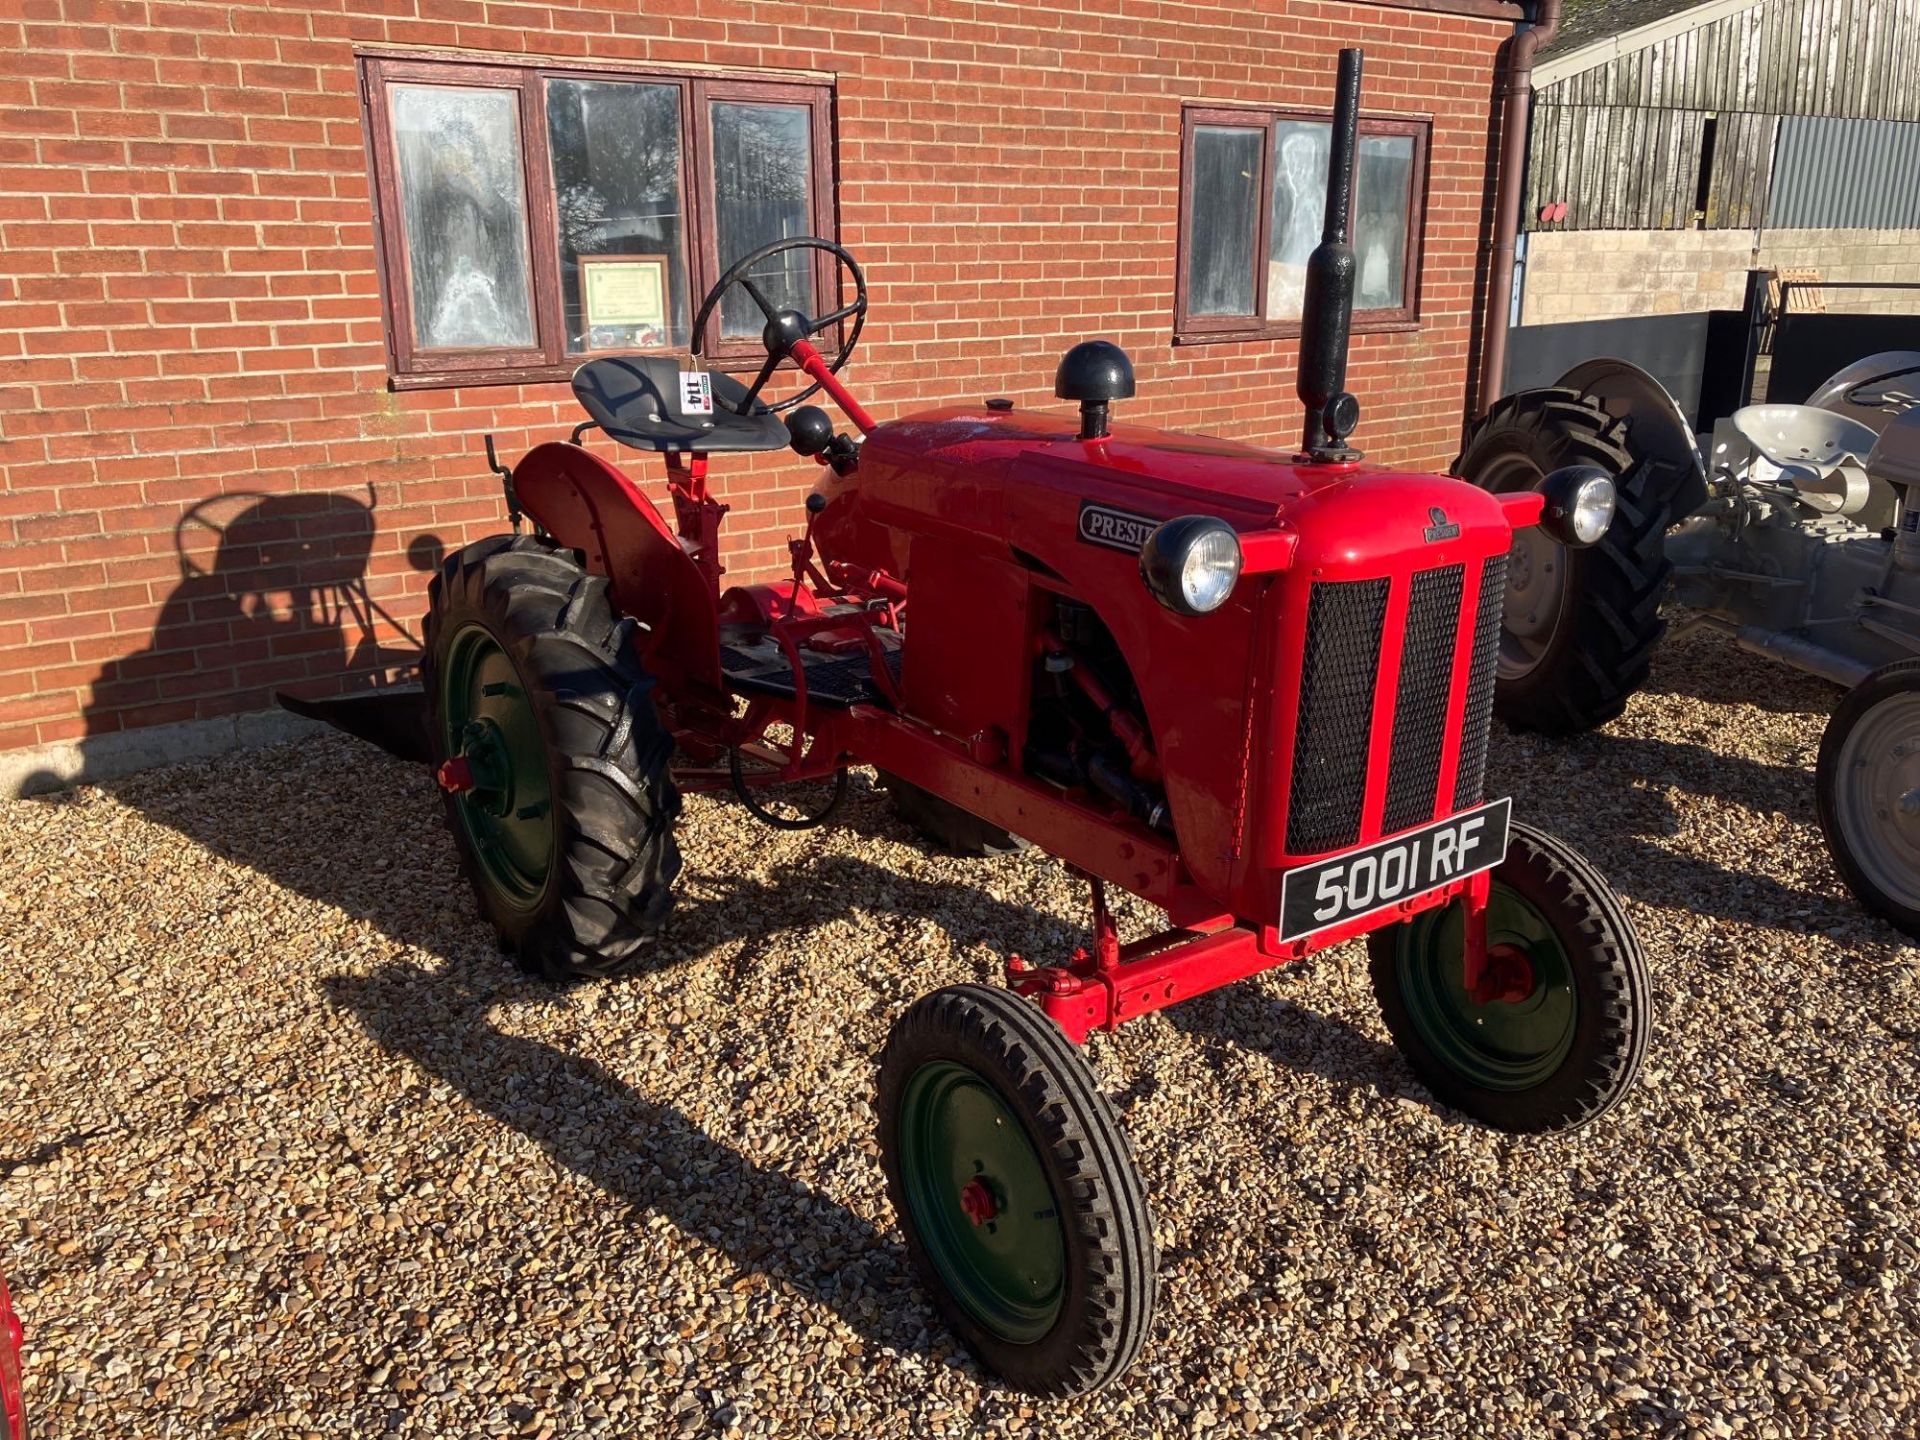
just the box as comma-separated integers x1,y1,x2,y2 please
21,486,442,796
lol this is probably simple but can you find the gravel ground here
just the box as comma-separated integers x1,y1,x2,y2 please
3,625,1919,1439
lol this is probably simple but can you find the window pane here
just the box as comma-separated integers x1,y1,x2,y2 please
1268,120,1330,321
391,85,535,350
1269,125,1415,318
547,79,689,353
1186,126,1261,317
1355,134,1414,311
712,102,815,339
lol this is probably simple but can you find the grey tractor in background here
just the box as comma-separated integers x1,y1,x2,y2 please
1459,352,1920,938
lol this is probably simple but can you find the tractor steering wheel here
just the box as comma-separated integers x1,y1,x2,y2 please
690,236,868,415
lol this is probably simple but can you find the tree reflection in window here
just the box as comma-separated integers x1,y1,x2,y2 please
712,103,815,339
1354,135,1414,312
547,79,690,353
1189,126,1262,316
1268,121,1329,321
1267,125,1415,321
364,58,835,381
391,86,535,350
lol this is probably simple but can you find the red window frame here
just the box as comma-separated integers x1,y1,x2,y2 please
1174,104,1430,344
359,55,837,390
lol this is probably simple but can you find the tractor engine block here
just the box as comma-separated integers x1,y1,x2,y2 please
1024,599,1172,835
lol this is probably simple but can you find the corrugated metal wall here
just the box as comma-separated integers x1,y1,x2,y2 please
1769,116,1920,228
1527,0,1920,232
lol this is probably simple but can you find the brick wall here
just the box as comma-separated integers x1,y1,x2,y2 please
0,0,1509,770
1520,227,1920,324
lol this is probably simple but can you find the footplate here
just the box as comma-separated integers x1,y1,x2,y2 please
719,629,903,708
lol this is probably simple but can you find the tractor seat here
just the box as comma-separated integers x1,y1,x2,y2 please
571,356,790,454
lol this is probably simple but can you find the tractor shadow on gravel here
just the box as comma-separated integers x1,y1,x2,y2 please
76,735,996,1369
1638,622,1845,718
103,741,1117,1376
322,959,951,1369
1489,727,1863,931
1154,975,1421,1109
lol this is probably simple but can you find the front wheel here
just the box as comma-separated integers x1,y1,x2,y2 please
877,986,1156,1396
1817,660,1920,938
1368,823,1650,1132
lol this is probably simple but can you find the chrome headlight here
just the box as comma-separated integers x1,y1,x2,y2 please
1539,466,1616,548
1140,515,1243,615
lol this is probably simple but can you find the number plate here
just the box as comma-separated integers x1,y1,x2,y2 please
1277,797,1512,943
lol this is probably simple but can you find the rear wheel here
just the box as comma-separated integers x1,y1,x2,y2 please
877,985,1156,1396
1817,660,1920,938
880,772,1026,856
1368,823,1650,1132
424,535,682,980
1455,389,1673,734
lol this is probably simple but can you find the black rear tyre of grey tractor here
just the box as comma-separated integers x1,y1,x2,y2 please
1455,388,1673,734
879,771,1027,857
1816,659,1920,939
424,535,682,980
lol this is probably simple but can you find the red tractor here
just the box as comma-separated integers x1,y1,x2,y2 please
420,51,1650,1395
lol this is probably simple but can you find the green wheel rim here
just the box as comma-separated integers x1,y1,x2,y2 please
1394,882,1577,1091
439,623,555,911
897,1061,1066,1344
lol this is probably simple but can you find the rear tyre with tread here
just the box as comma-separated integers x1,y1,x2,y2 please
424,534,682,980
1455,388,1674,734
879,771,1027,857
877,985,1156,1396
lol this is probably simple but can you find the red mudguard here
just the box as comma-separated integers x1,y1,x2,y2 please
508,441,723,699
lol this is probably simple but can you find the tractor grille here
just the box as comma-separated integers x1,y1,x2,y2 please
1283,555,1508,855
1286,576,1389,854
1452,554,1508,812
1381,564,1465,834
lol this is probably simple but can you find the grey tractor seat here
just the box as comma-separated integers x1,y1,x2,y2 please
571,356,790,454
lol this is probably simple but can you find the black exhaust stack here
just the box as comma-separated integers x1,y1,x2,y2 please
1295,47,1365,464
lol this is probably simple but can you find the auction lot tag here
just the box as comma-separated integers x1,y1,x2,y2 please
1278,797,1511,943
679,370,714,415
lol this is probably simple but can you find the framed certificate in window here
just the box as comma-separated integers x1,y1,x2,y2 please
579,253,671,349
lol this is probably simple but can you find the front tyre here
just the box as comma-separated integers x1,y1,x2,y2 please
1817,660,1920,938
877,985,1156,1396
423,535,682,980
1368,823,1650,1132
